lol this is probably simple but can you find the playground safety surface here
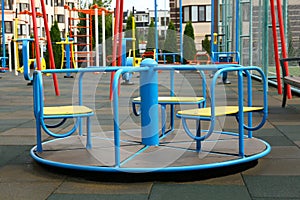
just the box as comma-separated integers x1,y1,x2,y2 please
0,71,300,199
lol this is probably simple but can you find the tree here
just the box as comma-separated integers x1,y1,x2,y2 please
146,20,155,51
45,21,62,69
163,21,178,62
183,21,196,62
202,36,211,56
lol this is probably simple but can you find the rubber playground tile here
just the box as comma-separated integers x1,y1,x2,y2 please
255,135,295,146
265,146,300,159
0,164,65,183
0,135,36,145
243,158,300,176
193,173,245,186
149,184,251,200
47,193,148,200
243,175,300,199
54,179,152,195
252,127,285,137
0,127,36,136
0,182,61,200
0,145,30,167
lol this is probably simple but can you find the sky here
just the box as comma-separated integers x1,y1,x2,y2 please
110,0,169,11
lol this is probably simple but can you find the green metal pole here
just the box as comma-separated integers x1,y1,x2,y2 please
263,0,269,79
249,0,253,66
283,0,288,54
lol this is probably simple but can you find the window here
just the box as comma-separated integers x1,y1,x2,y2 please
19,3,29,12
2,21,13,33
18,24,27,35
57,15,64,23
54,0,64,6
183,6,190,22
1,0,13,10
184,5,211,22
191,6,198,22
206,6,211,22
199,6,205,22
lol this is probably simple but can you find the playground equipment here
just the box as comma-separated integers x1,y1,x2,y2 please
28,0,60,96
269,0,291,98
30,60,270,173
121,16,143,85
64,5,113,68
56,36,77,78
14,10,47,83
32,70,94,153
28,0,270,176
280,57,300,107
132,69,207,135
16,38,47,83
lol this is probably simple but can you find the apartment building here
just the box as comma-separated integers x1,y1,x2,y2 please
169,0,212,51
1,0,78,48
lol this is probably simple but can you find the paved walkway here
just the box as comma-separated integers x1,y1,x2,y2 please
0,71,299,200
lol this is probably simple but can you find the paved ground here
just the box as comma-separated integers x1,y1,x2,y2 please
0,70,299,200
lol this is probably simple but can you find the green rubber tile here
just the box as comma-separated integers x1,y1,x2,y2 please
47,194,148,200
253,128,285,137
0,145,30,166
149,183,251,200
243,158,300,176
254,136,294,146
243,175,300,199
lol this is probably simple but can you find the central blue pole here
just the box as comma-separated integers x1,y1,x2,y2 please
140,59,159,146
1,0,6,69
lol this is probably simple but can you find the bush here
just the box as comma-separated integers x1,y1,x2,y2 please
183,21,196,62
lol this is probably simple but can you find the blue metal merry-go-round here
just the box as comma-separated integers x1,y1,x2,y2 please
30,59,270,174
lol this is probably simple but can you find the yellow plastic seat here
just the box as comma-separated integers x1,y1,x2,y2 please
44,105,93,116
177,106,263,117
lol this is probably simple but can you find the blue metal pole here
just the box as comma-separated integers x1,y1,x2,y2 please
65,39,71,77
140,59,159,146
154,0,158,62
179,0,183,63
235,0,240,53
1,0,6,69
238,70,244,157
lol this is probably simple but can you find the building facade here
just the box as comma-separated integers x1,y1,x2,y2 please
1,0,78,51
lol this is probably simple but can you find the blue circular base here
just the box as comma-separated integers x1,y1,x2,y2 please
31,129,271,173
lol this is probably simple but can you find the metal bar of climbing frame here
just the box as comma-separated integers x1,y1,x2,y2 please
276,0,292,99
270,0,283,94
39,0,60,96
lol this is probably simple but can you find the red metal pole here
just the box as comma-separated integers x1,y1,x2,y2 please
40,0,60,96
269,0,282,94
117,0,124,67
276,0,292,99
110,0,121,100
29,0,41,71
